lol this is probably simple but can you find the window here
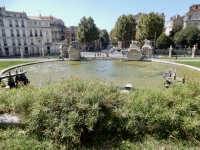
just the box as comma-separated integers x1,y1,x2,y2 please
46,22,47,26
30,21,32,25
16,29,20,36
46,30,48,35
21,20,24,27
39,22,41,26
23,29,25,34
194,23,198,26
188,15,192,20
34,21,37,25
3,39,7,44
12,39,15,43
0,19,3,26
9,20,12,25
31,39,33,44
187,23,191,26
195,14,199,19
35,30,37,36
2,29,5,34
10,29,14,36
24,39,26,43
13,47,17,55
15,20,18,25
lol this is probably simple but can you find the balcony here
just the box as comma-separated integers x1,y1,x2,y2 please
4,43,7,46
2,34,6,37
30,34,33,37
31,43,34,45
12,43,15,46
24,43,27,46
9,24,13,27
11,34,14,37
18,43,21,46
22,25,25,27
17,34,20,37
16,25,19,27
23,34,26,37
35,34,38,37
45,42,52,45
40,34,43,37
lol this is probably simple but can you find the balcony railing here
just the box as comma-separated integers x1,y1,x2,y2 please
30,34,33,37
31,43,34,45
2,34,6,37
23,34,26,37
35,34,38,37
16,25,19,27
11,34,14,37
12,43,15,46
17,34,20,37
9,24,13,27
4,43,7,46
24,43,27,45
45,42,52,45
22,25,25,27
18,43,21,46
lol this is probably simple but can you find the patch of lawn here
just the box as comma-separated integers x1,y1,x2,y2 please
177,61,200,68
0,61,34,70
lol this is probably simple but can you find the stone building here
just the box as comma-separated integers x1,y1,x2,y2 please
65,26,78,44
183,4,200,29
41,15,66,43
0,6,29,56
165,15,184,35
27,16,52,55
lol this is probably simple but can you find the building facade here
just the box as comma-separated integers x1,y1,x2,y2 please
65,26,78,44
41,16,66,43
27,16,52,55
0,6,29,56
165,15,184,35
183,4,200,29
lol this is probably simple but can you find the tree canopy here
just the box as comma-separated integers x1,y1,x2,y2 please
99,29,109,48
77,16,99,47
136,12,164,42
174,26,200,47
169,23,182,37
109,14,136,46
156,34,173,49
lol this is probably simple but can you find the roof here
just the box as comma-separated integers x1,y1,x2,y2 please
40,16,58,21
27,16,43,20
6,11,25,14
133,12,143,18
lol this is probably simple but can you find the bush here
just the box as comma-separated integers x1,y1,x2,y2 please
1,77,200,148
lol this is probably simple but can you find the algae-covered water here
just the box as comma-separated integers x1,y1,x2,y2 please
5,60,200,89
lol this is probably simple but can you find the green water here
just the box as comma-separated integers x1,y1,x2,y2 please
6,60,200,89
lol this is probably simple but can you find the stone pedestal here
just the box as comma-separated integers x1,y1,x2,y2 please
142,39,153,59
59,39,69,58
169,45,172,57
127,40,141,61
68,41,81,60
191,45,196,58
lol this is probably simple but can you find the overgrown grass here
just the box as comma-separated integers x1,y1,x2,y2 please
1,78,200,149
176,61,200,68
0,61,34,70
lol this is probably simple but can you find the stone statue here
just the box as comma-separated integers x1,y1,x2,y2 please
191,45,196,58
41,46,44,57
68,41,81,60
127,40,141,60
142,39,153,59
169,45,172,57
20,48,24,59
59,39,69,58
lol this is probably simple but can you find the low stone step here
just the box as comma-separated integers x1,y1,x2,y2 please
0,114,20,125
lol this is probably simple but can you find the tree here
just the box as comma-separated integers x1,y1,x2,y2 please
109,28,117,46
136,12,164,43
110,14,137,47
77,16,99,48
156,34,173,49
174,26,200,47
169,23,182,37
99,29,109,48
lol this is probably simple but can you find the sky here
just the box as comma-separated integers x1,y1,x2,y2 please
1,0,200,33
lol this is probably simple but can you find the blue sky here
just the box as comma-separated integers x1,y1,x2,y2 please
1,0,200,32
